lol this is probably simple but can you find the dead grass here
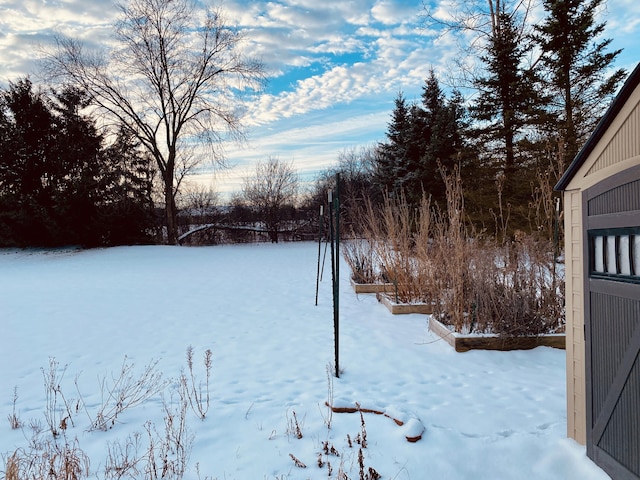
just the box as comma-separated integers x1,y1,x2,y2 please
344,161,565,337
3,438,90,480
355,192,434,304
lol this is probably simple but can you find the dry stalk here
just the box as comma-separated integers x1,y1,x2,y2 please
181,346,213,420
104,432,143,479
144,390,193,480
431,164,472,332
466,234,565,335
322,364,334,429
286,410,304,439
7,386,21,430
289,453,307,468
2,452,19,480
42,357,76,437
413,193,435,303
529,141,565,242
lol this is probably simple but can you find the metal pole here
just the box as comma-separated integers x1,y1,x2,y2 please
315,205,324,306
320,236,329,282
328,188,339,378
334,173,340,378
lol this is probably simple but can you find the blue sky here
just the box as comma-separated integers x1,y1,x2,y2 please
1,0,639,198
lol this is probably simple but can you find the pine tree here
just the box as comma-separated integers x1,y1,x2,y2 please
0,79,157,246
375,92,413,196
470,6,547,206
50,86,105,245
376,76,471,206
420,70,468,205
99,128,157,245
0,79,59,245
534,0,626,169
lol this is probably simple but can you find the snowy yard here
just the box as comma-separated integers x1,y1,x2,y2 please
0,242,610,479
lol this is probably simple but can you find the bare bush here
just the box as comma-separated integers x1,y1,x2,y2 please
431,165,565,335
85,357,166,432
467,236,565,335
342,235,379,284
358,193,421,303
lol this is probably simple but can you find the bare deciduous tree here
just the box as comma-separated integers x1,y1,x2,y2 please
421,0,538,88
241,157,299,243
44,0,265,244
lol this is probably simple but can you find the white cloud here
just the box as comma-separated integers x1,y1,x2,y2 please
205,107,390,197
371,0,418,25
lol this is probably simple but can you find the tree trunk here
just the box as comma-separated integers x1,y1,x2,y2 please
563,67,577,165
164,173,178,245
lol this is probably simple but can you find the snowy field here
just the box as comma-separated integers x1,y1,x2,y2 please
0,242,610,479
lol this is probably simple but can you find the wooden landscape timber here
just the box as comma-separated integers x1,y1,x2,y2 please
428,317,566,353
350,278,396,294
375,292,434,314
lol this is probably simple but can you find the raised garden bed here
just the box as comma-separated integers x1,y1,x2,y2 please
350,278,396,294
428,317,566,352
376,292,434,315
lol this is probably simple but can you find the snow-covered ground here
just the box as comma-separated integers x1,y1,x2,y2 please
0,243,610,479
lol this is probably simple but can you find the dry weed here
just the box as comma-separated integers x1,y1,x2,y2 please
104,432,143,479
42,357,76,437
286,410,304,440
7,386,21,430
144,390,193,480
87,356,166,431
2,438,90,480
181,346,213,420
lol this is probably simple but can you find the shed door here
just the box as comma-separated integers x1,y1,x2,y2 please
584,165,640,480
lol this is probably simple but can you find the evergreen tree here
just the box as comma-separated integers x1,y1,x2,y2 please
376,76,471,206
49,86,105,245
420,70,468,205
0,79,56,202
471,8,545,183
98,128,157,245
0,79,59,244
0,79,157,247
534,0,626,169
375,92,414,196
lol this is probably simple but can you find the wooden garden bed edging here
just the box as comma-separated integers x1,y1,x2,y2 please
375,292,434,315
350,278,396,294
428,317,566,352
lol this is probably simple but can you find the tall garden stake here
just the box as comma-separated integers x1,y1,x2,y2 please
315,205,324,306
328,174,340,378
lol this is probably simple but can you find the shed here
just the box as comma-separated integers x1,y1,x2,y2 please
555,62,640,480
